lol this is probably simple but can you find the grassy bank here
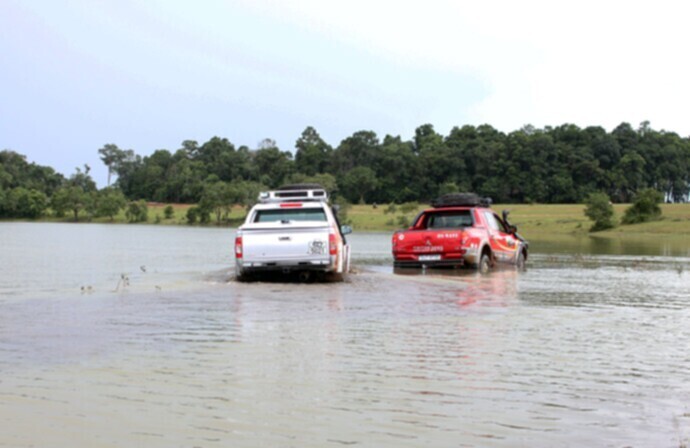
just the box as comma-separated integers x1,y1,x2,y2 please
347,203,690,237
16,202,690,237
28,203,247,226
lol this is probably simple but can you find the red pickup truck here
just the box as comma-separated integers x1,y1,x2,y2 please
392,193,528,272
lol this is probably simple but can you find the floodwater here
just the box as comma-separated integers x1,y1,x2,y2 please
1,223,689,447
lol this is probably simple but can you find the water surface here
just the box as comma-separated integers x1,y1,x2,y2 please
0,223,689,447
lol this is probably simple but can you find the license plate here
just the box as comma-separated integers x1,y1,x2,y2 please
418,255,441,261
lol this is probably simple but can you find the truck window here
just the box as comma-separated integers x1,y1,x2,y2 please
483,211,509,232
426,211,473,229
254,208,327,223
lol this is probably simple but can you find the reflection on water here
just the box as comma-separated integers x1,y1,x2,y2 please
1,223,690,447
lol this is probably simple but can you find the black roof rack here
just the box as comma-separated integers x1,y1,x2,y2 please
431,193,492,208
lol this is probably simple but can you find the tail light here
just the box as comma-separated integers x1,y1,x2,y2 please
235,236,243,258
329,232,338,255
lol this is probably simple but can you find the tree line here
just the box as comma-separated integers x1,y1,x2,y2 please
1,121,689,221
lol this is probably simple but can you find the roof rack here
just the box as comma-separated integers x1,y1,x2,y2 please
431,192,492,208
258,188,328,203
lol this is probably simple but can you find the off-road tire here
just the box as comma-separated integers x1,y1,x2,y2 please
478,253,491,274
516,251,527,271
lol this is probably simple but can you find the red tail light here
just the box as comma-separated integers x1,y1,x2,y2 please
235,236,243,258
329,233,338,255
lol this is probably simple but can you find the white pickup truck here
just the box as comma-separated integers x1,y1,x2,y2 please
234,185,352,281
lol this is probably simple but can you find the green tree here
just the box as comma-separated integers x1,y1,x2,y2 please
0,150,64,196
52,186,94,221
125,200,149,223
98,144,129,186
96,188,127,221
438,181,460,196
370,135,420,203
295,127,332,176
164,205,174,219
331,131,379,176
584,192,616,231
621,188,663,224
285,173,337,195
186,206,200,224
234,180,268,210
69,165,97,193
200,181,243,224
6,187,48,219
0,187,6,216
339,166,378,203
252,141,294,188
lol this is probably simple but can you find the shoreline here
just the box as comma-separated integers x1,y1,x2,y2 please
3,202,689,237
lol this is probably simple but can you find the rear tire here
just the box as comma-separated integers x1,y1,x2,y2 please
478,253,491,274
516,251,526,271
235,267,251,282
326,272,345,283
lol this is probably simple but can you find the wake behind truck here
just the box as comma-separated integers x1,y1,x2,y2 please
392,193,528,272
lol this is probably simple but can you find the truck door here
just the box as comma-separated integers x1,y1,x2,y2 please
482,211,518,263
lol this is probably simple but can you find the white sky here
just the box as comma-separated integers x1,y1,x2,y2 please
2,0,690,186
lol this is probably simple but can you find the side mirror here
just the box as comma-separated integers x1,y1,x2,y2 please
341,225,353,235
510,225,518,234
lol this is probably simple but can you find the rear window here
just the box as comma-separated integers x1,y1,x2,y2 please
426,210,473,229
254,208,327,223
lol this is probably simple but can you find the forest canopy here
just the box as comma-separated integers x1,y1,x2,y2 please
1,121,689,220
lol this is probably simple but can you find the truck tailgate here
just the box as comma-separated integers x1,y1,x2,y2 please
395,230,465,255
242,225,330,262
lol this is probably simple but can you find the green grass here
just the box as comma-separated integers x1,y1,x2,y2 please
346,202,690,236
20,202,690,237
37,203,248,226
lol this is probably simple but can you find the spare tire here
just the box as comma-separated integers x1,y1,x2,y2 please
432,192,482,208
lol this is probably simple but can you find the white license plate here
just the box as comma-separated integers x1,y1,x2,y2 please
418,255,441,261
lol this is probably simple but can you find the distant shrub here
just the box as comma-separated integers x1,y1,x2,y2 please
622,188,663,225
164,205,174,219
399,202,419,214
384,203,397,215
186,206,199,224
125,200,148,223
396,215,410,227
584,192,616,232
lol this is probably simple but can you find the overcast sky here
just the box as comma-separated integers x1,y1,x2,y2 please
2,0,690,186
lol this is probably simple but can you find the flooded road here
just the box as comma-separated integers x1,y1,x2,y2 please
1,223,689,447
